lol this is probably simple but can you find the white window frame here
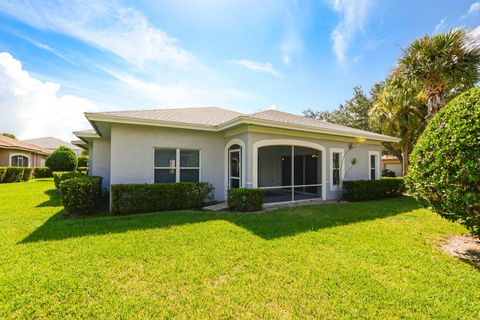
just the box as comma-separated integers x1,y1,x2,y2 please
368,151,380,180
9,154,30,167
153,148,201,183
228,148,241,189
329,148,345,191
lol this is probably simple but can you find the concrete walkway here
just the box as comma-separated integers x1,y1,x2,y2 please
203,202,228,211
203,198,344,212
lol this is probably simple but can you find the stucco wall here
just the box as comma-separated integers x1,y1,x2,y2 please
0,149,48,167
0,149,9,166
91,138,111,188
234,132,382,200
110,124,226,200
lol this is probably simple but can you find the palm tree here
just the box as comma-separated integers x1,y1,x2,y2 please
398,29,480,119
370,72,427,175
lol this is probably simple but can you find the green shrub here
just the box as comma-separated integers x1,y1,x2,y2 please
33,167,52,178
406,87,480,237
77,155,89,167
3,167,25,183
53,171,84,190
228,188,265,212
343,179,405,202
22,167,33,181
111,183,214,215
381,169,396,177
59,176,102,215
0,167,7,182
76,167,89,175
45,146,78,172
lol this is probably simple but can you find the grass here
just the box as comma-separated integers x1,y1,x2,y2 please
1,179,479,319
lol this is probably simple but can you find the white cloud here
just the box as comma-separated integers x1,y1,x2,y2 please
280,28,302,66
0,52,98,141
229,60,282,77
0,0,194,69
434,18,447,34
462,2,480,19
329,0,374,63
466,26,480,49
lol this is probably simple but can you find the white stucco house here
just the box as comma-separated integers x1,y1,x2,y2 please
73,107,400,204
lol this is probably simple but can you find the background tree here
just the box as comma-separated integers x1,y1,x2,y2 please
369,72,427,175
2,132,16,139
304,83,384,131
399,29,480,119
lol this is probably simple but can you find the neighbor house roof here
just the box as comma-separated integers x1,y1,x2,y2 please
23,137,81,151
81,107,400,143
0,135,50,155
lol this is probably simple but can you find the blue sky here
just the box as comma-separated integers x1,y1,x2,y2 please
0,0,478,140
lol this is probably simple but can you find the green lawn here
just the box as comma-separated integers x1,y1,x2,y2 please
1,179,479,319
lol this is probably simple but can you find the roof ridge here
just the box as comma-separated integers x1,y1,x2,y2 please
95,106,244,115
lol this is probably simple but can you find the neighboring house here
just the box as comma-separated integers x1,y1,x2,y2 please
0,135,50,167
73,107,400,203
23,137,82,156
381,155,403,176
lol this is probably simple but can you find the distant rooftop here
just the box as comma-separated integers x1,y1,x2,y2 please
0,135,50,154
23,137,81,151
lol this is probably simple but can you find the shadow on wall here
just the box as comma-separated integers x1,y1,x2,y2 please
20,190,421,243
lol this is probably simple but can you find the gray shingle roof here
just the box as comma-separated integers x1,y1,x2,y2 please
92,107,243,126
245,109,396,141
83,106,399,142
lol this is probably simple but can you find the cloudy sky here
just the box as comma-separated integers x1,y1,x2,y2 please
0,0,478,140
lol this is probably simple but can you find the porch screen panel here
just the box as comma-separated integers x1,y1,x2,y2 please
258,145,322,203
258,146,292,203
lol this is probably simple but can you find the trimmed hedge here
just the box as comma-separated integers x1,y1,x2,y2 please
59,176,102,215
76,167,88,175
111,182,214,215
406,87,480,237
228,188,265,212
45,146,78,172
343,178,405,202
53,171,84,190
0,167,6,182
33,167,52,178
77,155,89,167
3,167,25,183
22,167,33,181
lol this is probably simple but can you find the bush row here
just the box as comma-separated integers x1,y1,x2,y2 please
33,167,52,178
0,167,33,183
53,171,87,189
110,183,214,215
343,178,405,202
227,188,265,212
59,176,103,215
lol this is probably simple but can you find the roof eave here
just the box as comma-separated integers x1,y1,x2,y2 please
218,117,401,143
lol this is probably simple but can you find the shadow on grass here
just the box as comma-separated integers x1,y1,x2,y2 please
36,189,62,207
20,191,421,243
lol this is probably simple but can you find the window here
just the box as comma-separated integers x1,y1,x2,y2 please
154,149,200,183
330,148,345,191
11,155,29,167
368,151,379,180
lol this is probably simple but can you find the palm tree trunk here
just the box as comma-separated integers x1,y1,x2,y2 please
426,93,445,119
401,145,409,176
